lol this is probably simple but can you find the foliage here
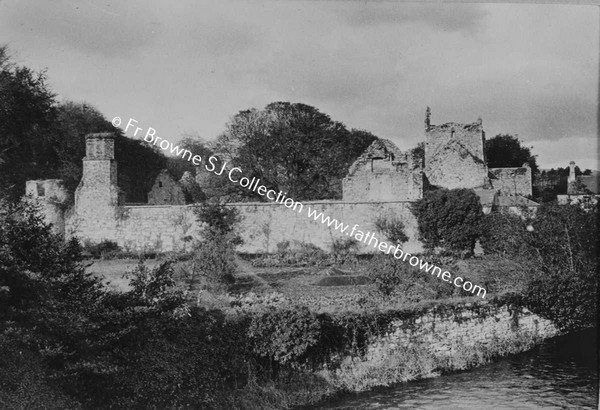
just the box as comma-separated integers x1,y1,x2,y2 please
0,47,168,202
166,135,213,180
0,46,57,199
484,134,538,173
194,200,243,240
481,202,598,331
411,188,484,254
374,214,409,245
82,239,121,259
330,237,360,264
249,306,323,370
192,201,243,286
479,210,529,256
367,254,423,299
520,203,598,331
215,102,376,200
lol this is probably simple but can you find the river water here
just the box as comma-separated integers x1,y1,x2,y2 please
319,329,598,409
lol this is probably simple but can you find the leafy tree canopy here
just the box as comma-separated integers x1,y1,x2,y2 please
485,134,538,173
215,102,376,200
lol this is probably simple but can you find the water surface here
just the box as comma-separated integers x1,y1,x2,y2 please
319,329,598,409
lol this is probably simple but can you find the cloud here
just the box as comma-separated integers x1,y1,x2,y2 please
342,3,488,33
0,0,161,57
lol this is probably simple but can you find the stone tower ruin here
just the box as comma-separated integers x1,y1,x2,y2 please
71,133,120,241
424,108,489,190
25,179,70,235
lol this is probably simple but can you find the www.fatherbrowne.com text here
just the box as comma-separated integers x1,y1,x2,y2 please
114,116,486,299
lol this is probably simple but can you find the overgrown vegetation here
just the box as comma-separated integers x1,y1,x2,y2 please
374,214,409,245
1,196,595,408
191,201,243,287
481,203,598,331
411,188,484,254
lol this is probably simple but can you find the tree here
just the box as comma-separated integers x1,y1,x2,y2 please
411,188,484,254
166,135,213,180
0,46,57,198
481,202,598,331
484,134,538,173
215,102,376,200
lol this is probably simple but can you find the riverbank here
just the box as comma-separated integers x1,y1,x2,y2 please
221,297,561,409
316,328,598,409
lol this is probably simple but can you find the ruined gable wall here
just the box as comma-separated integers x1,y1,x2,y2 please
148,171,185,205
489,166,532,196
343,157,422,201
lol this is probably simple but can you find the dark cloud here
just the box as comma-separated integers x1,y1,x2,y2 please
1,0,160,57
343,3,487,32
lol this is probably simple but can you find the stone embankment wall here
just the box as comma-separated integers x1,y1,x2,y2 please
72,200,423,254
366,302,560,361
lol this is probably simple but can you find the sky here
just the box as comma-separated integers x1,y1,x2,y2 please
0,0,598,170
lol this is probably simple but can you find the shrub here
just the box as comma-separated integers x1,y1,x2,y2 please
368,254,420,298
330,237,359,264
374,215,409,245
479,210,529,256
83,239,121,258
268,240,330,267
192,201,243,286
193,235,237,285
411,188,484,254
248,306,323,370
193,200,243,243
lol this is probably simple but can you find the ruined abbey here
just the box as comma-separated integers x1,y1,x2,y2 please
27,109,538,254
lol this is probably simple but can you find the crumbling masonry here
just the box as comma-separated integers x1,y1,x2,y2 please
27,109,536,253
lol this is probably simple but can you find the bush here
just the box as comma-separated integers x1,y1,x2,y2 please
83,239,121,258
374,215,409,245
367,254,420,298
265,240,330,267
479,210,528,256
193,200,243,243
192,201,243,286
411,188,484,254
330,237,359,264
248,306,323,370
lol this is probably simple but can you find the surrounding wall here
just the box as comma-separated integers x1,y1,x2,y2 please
489,165,532,196
74,200,424,254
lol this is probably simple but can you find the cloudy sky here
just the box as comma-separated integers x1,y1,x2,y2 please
1,0,598,170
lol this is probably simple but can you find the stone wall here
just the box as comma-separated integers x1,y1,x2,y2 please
148,170,185,205
25,179,70,235
69,200,424,254
365,301,560,364
425,121,489,190
489,165,532,196
343,139,423,202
